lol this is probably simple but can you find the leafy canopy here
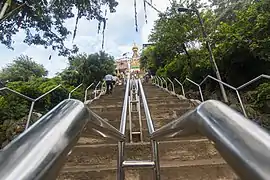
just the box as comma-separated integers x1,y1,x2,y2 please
0,55,48,82
0,0,118,56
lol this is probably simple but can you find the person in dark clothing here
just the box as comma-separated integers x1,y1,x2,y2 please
104,74,113,94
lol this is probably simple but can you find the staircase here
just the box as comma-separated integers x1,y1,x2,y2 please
58,82,237,179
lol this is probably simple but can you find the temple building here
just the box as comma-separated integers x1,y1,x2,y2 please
115,43,141,76
130,43,141,73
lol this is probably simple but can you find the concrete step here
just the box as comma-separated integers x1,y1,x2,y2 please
80,129,203,145
90,102,193,112
58,159,237,180
65,139,220,166
90,108,192,122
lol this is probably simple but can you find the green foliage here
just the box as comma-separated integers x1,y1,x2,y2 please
0,55,48,82
0,0,118,56
0,50,115,146
141,0,270,129
60,51,115,86
142,0,270,86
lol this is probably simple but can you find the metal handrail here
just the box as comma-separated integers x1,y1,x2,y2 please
138,79,160,179
200,75,247,116
84,83,94,103
138,79,155,134
185,78,204,101
157,76,163,87
68,83,83,99
0,99,89,180
25,84,62,130
161,77,168,90
117,78,130,180
174,78,185,97
94,81,101,99
0,98,125,180
154,74,269,118
0,87,34,101
237,74,270,90
119,79,130,134
151,100,270,180
88,109,125,141
0,84,63,130
167,78,175,93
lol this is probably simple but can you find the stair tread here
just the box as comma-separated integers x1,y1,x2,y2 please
62,158,227,172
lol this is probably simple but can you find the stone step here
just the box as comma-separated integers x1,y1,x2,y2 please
89,97,186,107
79,129,203,145
91,108,192,122
90,102,193,112
58,159,236,180
65,139,220,167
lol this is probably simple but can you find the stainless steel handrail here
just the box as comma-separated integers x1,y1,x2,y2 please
154,74,269,118
25,84,62,130
118,78,130,180
0,98,126,180
0,87,34,101
0,99,89,180
167,77,175,94
237,74,270,90
138,79,155,134
161,77,168,90
138,79,160,179
151,100,270,180
68,83,83,99
119,79,130,134
94,81,101,99
174,78,185,97
84,83,94,103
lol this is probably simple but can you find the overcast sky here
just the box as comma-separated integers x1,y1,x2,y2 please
0,0,171,77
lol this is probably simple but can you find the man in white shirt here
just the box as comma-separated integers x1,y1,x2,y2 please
104,74,113,94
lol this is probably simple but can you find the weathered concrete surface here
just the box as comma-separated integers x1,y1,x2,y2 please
58,83,237,179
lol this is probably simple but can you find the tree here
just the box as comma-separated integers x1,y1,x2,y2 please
60,51,115,86
0,55,48,82
0,0,118,56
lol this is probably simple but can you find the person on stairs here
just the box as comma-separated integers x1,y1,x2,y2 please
104,74,113,94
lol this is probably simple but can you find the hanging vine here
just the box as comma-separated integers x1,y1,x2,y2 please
134,0,138,32
72,8,80,43
101,9,107,49
143,0,148,24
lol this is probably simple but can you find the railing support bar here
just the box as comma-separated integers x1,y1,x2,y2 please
94,81,101,99
174,78,185,97
167,78,175,93
68,83,83,99
84,83,94,103
186,78,204,101
25,101,35,130
161,77,168,90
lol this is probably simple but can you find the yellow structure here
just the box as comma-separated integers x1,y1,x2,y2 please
130,43,140,73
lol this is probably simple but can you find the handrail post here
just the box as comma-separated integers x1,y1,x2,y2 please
186,78,204,101
155,76,158,86
84,83,94,103
174,78,185,97
68,83,83,99
167,77,175,94
94,81,101,99
25,84,62,130
25,101,35,130
199,75,247,117
158,77,163,88
138,79,160,180
162,77,168,90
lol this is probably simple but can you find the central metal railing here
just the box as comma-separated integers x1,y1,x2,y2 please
0,77,270,180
